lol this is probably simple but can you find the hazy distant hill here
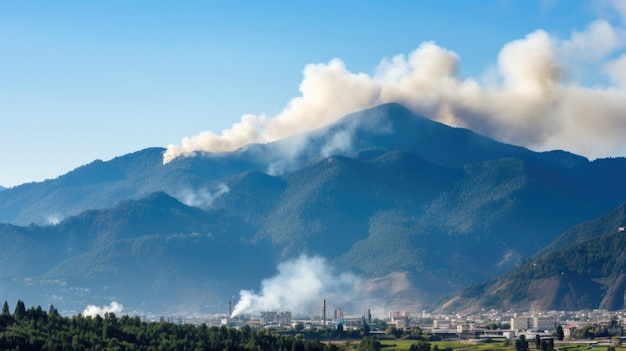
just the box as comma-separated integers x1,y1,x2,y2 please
442,202,626,312
0,192,276,313
1,103,625,314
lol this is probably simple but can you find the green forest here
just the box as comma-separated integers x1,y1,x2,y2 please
0,300,387,351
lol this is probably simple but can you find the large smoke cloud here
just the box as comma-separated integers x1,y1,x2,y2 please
164,6,626,164
231,255,364,318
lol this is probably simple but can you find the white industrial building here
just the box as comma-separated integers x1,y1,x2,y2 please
260,311,292,326
510,316,556,332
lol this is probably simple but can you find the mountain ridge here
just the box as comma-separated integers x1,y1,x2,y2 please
442,201,626,312
0,103,591,225
0,191,276,313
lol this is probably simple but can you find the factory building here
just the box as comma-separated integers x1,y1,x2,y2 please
260,311,292,327
335,308,344,320
510,316,556,332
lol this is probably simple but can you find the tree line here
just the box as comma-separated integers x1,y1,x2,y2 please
0,300,397,351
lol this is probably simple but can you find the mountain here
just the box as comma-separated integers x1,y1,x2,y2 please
0,103,588,226
442,202,626,312
0,192,277,314
1,103,625,314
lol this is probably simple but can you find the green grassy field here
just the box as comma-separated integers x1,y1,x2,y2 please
378,340,626,351
379,340,481,351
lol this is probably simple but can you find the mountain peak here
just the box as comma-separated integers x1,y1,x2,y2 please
131,190,183,207
362,101,415,116
329,102,532,167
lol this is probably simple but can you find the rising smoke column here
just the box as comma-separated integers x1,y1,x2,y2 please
176,183,230,209
230,255,363,317
164,3,626,165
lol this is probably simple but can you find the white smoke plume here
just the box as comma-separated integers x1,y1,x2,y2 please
231,255,364,318
177,183,229,209
164,5,626,164
45,214,63,225
83,301,124,317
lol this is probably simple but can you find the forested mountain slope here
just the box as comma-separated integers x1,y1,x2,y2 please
444,202,626,312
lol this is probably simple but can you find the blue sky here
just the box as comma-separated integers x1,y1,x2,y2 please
2,1,625,187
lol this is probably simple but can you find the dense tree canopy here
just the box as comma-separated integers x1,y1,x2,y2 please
0,300,350,351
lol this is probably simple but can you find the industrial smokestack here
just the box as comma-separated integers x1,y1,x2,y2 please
229,296,234,318
323,299,326,326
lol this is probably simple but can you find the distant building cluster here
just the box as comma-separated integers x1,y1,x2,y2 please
259,311,292,327
153,297,626,348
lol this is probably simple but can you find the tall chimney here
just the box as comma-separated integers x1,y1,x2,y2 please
323,299,327,326
229,296,234,317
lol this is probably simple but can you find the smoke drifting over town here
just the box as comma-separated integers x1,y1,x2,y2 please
230,255,365,318
164,8,626,165
83,301,124,318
